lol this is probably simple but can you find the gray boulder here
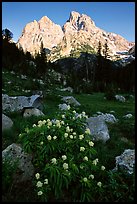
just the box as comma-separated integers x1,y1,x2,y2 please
113,149,135,174
115,95,126,102
2,94,43,112
61,96,81,106
2,114,13,131
97,113,118,123
2,143,34,183
22,107,44,117
86,117,110,143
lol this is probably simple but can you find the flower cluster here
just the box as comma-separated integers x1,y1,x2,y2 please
19,106,107,202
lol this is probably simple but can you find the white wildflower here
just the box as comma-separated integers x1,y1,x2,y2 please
40,141,44,145
47,135,52,140
83,156,88,161
93,158,99,165
101,166,105,170
64,133,68,138
35,173,40,180
37,191,43,195
85,128,91,135
44,178,48,184
36,181,43,187
89,174,94,179
83,177,88,182
79,134,84,140
62,155,67,160
33,124,36,127
97,181,102,187
89,141,94,147
80,147,85,152
51,158,57,164
53,136,57,140
70,135,73,139
63,163,68,170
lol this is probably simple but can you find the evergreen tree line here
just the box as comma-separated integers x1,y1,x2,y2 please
2,29,135,94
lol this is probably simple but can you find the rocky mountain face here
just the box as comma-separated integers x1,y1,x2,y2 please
17,11,134,62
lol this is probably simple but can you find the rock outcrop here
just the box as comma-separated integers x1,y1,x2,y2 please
2,143,34,183
2,94,43,112
17,11,134,62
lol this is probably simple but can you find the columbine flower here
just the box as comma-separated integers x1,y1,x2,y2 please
85,128,91,134
47,121,52,126
53,136,57,140
93,158,99,165
36,181,43,187
80,147,85,152
35,173,40,180
73,132,76,135
40,141,44,145
44,178,48,184
64,133,68,138
56,123,61,128
70,128,73,132
97,181,102,187
83,177,88,182
73,110,76,114
70,135,73,139
33,124,36,127
62,115,65,119
51,158,57,164
79,134,84,140
37,191,43,195
101,166,105,170
83,156,88,161
62,155,67,160
63,163,68,170
89,141,94,147
89,174,94,179
47,119,50,122
47,135,52,140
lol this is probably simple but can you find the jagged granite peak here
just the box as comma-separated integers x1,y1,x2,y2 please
63,11,95,32
17,16,64,55
17,11,134,61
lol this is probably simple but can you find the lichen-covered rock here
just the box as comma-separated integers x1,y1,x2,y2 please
114,149,135,174
115,95,126,102
97,113,118,123
2,94,43,112
59,103,70,111
2,143,34,183
86,116,110,143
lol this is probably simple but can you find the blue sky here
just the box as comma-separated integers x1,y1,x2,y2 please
2,2,135,43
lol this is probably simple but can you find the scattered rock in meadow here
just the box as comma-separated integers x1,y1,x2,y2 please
115,95,126,102
123,113,133,119
86,116,110,143
60,87,73,93
113,149,135,174
22,107,44,117
2,143,34,183
61,96,81,106
2,94,43,112
97,113,118,123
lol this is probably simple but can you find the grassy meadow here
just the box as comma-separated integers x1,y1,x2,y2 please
2,70,135,202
